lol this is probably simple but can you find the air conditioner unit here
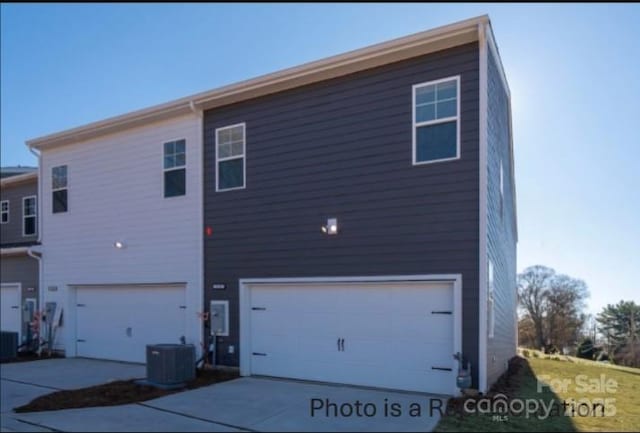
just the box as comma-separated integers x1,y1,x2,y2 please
0,331,18,361
146,344,196,386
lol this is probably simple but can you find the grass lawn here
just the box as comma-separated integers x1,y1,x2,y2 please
435,352,640,432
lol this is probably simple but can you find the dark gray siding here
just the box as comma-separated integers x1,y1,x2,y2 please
486,48,518,388
204,43,480,386
0,179,38,246
0,254,39,338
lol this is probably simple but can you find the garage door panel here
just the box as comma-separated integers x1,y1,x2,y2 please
247,280,456,394
342,312,392,338
390,369,454,396
391,314,453,343
294,312,342,336
250,312,285,335
1,285,21,340
250,333,298,357
338,286,391,313
252,285,340,313
390,284,452,314
75,285,186,363
339,337,392,367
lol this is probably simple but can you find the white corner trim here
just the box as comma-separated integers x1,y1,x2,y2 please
485,24,510,98
478,22,489,394
486,21,517,242
239,274,463,395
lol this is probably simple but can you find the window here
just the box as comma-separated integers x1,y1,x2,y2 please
413,76,460,164
52,165,68,213
23,196,37,236
163,139,186,198
216,123,245,191
488,259,495,339
0,200,8,224
499,161,504,218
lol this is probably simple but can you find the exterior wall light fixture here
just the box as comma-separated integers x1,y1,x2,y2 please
321,218,338,235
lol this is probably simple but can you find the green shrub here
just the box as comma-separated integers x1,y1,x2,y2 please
577,338,595,360
522,349,530,358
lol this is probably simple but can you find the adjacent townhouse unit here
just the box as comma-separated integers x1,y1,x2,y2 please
26,113,204,363
26,15,516,395
1,166,41,348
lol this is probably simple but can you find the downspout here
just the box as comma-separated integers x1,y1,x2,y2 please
27,144,44,351
189,100,202,118
189,100,206,363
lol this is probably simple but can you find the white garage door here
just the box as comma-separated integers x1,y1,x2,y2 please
245,280,458,395
75,285,186,363
1,283,21,341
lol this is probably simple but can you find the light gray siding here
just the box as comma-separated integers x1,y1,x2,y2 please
39,114,204,356
204,43,482,387
0,179,38,247
486,47,518,388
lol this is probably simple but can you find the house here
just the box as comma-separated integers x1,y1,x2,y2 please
26,15,516,395
1,166,40,348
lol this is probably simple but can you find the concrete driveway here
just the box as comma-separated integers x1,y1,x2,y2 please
2,359,447,432
1,358,145,432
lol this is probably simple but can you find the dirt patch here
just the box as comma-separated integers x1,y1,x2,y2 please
14,368,239,413
0,351,64,364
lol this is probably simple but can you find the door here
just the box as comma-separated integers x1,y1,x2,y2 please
75,285,186,363
246,281,457,394
1,283,21,342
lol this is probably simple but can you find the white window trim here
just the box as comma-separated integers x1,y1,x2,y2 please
215,123,246,192
412,75,461,165
51,165,68,214
22,195,37,237
162,138,187,198
0,200,8,224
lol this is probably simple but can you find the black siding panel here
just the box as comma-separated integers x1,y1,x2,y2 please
204,42,480,387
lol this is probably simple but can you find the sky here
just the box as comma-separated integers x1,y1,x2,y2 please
1,4,638,315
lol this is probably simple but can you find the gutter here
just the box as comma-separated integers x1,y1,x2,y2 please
27,144,45,344
0,247,31,256
0,171,38,188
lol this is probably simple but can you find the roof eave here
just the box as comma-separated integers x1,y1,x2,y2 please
0,171,38,187
27,15,487,151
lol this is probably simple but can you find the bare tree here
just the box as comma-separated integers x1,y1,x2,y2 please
546,274,589,350
518,265,555,349
518,266,589,351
